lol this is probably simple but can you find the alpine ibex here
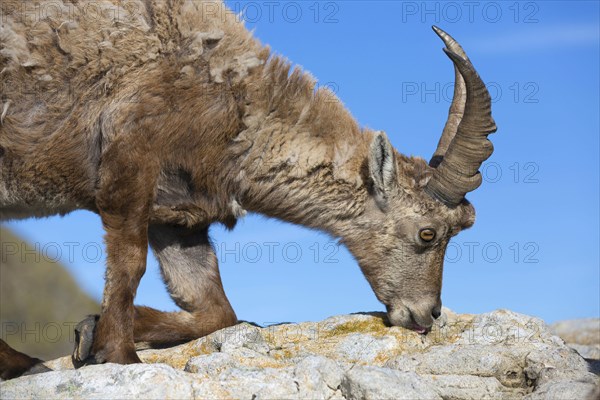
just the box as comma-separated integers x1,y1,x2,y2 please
0,0,496,379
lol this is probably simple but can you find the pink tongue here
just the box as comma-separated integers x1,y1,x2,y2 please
412,325,428,334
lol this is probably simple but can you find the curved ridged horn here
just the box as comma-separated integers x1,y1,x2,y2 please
429,26,469,168
425,29,497,208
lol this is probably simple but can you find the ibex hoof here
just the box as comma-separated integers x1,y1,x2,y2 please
0,358,49,381
72,314,99,368
71,315,142,367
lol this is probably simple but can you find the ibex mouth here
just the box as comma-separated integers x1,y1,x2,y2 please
407,308,433,334
410,323,430,335
387,304,433,334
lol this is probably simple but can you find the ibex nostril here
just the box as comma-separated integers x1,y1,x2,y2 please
432,307,442,319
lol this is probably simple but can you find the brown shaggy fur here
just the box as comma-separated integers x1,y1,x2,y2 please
1,0,482,377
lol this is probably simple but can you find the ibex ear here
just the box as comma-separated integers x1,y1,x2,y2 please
368,131,396,208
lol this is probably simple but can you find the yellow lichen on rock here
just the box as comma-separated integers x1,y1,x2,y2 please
322,316,389,338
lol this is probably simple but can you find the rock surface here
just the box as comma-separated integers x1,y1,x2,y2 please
551,318,600,360
1,309,599,399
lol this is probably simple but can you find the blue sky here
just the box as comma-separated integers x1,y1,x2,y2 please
3,1,599,325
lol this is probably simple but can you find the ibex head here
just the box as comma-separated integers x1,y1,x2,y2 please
343,27,497,333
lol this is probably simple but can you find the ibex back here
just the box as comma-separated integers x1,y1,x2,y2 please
0,0,496,379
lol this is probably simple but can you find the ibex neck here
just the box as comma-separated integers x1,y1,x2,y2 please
229,57,371,236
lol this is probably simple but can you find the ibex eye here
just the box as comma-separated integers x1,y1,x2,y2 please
419,228,436,242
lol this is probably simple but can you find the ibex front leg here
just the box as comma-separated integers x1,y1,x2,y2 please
74,224,238,354
79,139,158,365
132,224,238,345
